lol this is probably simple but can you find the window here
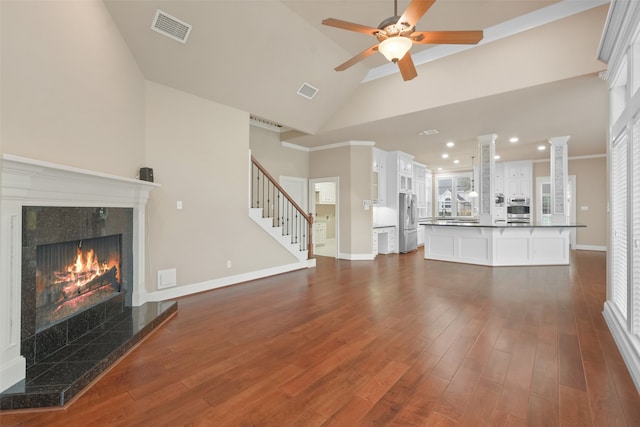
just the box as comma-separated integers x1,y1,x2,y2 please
436,173,475,218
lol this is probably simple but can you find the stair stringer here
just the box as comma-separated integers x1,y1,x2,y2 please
249,208,315,267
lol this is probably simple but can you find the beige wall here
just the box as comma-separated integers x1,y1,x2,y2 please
0,1,302,297
145,82,298,290
1,0,145,177
249,126,309,180
310,144,373,258
533,156,607,248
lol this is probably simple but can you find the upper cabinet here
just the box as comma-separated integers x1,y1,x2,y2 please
413,162,427,208
372,148,387,206
503,160,532,199
495,163,505,195
392,151,414,194
316,182,336,204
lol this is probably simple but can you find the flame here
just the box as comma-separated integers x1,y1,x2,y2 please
55,245,120,290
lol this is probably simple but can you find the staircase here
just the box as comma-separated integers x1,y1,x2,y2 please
250,156,315,266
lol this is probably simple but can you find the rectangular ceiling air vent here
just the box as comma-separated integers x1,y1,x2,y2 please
297,83,318,100
151,9,192,44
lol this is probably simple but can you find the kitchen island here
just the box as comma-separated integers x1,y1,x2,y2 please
419,220,585,266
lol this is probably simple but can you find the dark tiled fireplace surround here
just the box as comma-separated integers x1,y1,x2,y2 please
0,156,176,410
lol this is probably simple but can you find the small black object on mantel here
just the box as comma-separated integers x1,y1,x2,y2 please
139,167,154,182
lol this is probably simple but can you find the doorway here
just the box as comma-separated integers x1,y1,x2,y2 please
309,177,339,258
536,175,576,248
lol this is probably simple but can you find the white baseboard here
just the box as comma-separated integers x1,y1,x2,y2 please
144,260,312,302
338,252,375,261
575,244,607,251
603,301,640,393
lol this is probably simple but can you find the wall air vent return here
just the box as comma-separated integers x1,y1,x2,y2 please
297,83,318,100
151,9,192,44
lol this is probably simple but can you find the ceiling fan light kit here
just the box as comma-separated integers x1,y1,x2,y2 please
378,37,413,62
322,0,483,81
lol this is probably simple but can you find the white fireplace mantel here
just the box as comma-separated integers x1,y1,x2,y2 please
0,154,158,392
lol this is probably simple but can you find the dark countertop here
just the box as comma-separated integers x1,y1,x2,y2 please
373,225,396,229
419,220,586,228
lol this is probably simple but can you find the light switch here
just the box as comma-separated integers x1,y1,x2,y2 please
580,206,589,211
177,201,183,209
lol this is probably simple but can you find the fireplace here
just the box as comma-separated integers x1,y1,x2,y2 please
21,206,134,365
0,155,160,394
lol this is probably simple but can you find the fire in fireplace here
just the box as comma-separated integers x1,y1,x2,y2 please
35,234,122,331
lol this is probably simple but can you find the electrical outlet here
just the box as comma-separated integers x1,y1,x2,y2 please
226,260,232,268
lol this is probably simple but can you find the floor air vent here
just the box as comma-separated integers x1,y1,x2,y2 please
151,9,192,44
297,83,318,100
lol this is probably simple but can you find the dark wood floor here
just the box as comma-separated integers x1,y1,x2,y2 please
2,249,639,426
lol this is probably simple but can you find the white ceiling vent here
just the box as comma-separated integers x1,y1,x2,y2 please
297,83,318,100
151,9,192,44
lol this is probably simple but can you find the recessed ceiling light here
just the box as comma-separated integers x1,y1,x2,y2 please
442,153,449,159
437,167,443,171
446,141,455,147
453,159,460,164
494,155,501,160
510,137,519,143
538,145,546,151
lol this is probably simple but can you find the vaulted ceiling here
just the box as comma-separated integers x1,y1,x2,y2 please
104,0,611,171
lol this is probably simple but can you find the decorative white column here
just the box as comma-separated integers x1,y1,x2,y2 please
549,136,570,225
477,134,497,225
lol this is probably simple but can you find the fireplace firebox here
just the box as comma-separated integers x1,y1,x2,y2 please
35,234,122,332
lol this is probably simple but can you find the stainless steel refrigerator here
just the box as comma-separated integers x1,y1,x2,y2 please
399,193,418,253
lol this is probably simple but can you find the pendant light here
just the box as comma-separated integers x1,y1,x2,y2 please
468,156,478,198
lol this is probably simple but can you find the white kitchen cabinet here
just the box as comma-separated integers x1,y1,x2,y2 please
495,164,505,195
372,148,387,206
373,226,396,255
417,224,425,246
314,222,327,245
316,182,336,204
414,162,427,209
389,151,414,194
504,161,532,199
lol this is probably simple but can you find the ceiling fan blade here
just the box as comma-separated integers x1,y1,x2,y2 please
322,18,381,37
410,30,484,45
334,44,380,71
397,53,418,81
398,0,436,30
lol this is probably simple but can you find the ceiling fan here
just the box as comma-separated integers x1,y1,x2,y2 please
322,0,484,81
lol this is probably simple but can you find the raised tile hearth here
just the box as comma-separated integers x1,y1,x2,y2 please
1,301,177,410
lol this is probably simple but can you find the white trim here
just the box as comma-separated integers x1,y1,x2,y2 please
364,0,610,82
281,140,376,152
145,260,313,302
310,141,375,152
281,141,310,152
338,252,375,261
575,244,608,251
532,153,608,163
604,301,640,392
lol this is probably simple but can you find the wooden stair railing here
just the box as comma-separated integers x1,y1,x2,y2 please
251,156,313,259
